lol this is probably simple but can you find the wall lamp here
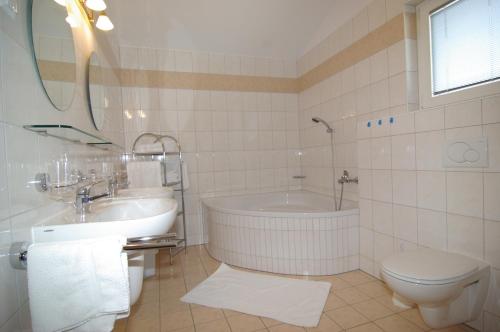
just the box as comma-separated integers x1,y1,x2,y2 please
55,0,114,31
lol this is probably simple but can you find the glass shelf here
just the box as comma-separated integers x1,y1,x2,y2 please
23,125,123,150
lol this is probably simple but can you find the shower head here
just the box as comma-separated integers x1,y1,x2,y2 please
312,117,333,133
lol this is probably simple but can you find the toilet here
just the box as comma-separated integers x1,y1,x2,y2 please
381,248,490,329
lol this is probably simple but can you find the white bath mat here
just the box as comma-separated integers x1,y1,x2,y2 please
180,264,331,327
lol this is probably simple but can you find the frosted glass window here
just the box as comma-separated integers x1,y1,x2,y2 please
430,0,500,95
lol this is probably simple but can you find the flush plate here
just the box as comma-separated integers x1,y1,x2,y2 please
443,137,488,168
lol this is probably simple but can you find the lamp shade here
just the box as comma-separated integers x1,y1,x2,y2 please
96,13,114,31
85,0,106,11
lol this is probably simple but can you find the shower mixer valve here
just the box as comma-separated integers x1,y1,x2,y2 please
338,170,358,184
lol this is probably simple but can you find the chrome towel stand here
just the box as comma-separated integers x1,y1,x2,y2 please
126,132,188,264
9,233,180,271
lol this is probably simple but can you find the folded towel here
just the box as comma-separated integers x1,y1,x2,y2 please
28,236,129,332
126,161,163,188
134,143,163,153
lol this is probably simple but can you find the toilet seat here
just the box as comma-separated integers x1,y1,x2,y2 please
382,248,479,285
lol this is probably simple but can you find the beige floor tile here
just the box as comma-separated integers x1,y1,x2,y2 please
227,313,266,332
126,317,160,332
191,305,225,324
195,318,231,332
429,325,477,332
335,287,371,304
159,297,190,314
373,294,409,313
356,281,392,298
338,271,376,285
112,318,127,332
352,299,394,321
320,275,353,291
347,322,384,332
375,314,424,332
223,308,243,317
260,316,283,328
268,324,306,331
160,310,194,332
305,313,342,332
129,301,160,321
325,306,369,329
323,293,348,311
399,308,432,331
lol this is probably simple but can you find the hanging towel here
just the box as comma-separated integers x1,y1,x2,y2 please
28,236,130,332
165,160,189,189
126,161,163,188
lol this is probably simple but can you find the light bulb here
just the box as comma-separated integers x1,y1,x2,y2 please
53,0,66,6
85,0,106,11
96,13,114,31
65,14,78,28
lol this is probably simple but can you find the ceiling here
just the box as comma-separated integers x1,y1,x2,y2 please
107,0,371,60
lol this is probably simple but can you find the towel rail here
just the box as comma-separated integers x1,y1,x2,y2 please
9,233,181,271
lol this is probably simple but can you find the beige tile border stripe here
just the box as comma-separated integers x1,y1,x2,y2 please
300,12,416,91
42,13,416,93
120,69,299,93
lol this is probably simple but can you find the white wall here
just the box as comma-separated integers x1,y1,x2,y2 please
298,0,500,330
0,1,124,330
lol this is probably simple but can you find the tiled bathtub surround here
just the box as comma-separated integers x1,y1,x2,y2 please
0,1,124,330
297,0,500,330
204,194,360,276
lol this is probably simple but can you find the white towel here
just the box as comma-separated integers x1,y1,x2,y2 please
126,161,163,188
165,161,189,189
134,143,163,153
28,237,130,332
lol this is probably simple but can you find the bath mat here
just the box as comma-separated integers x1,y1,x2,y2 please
180,264,331,327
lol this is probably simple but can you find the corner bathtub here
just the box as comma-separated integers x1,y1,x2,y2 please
202,191,360,276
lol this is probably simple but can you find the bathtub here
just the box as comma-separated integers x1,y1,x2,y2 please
203,191,360,276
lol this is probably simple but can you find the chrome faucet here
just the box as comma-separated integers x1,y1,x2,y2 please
74,177,116,215
338,170,358,184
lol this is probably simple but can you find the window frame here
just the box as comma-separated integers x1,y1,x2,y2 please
417,0,500,108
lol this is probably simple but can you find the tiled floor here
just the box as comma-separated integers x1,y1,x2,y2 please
113,246,476,332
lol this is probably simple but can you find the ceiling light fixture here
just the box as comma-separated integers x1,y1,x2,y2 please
77,0,114,31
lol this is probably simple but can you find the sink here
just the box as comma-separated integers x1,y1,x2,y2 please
32,197,178,243
117,186,174,199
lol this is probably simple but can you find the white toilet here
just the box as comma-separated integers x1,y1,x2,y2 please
381,248,490,329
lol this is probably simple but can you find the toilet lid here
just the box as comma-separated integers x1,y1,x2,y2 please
382,248,479,284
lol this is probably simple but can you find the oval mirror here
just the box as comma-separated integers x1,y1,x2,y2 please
88,51,106,130
30,0,77,111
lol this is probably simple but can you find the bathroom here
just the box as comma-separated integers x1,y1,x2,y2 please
0,0,499,331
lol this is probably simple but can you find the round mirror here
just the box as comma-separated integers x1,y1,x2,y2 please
88,51,106,131
30,0,77,111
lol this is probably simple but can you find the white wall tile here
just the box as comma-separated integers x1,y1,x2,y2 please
485,173,500,221
372,201,393,235
392,170,416,206
391,134,415,170
446,172,483,218
485,220,500,269
417,208,447,250
393,205,417,243
444,99,482,129
447,214,484,260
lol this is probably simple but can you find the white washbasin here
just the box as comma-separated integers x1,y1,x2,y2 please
32,197,178,243
117,187,174,199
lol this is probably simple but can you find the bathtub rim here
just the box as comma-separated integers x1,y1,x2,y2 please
202,191,359,218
